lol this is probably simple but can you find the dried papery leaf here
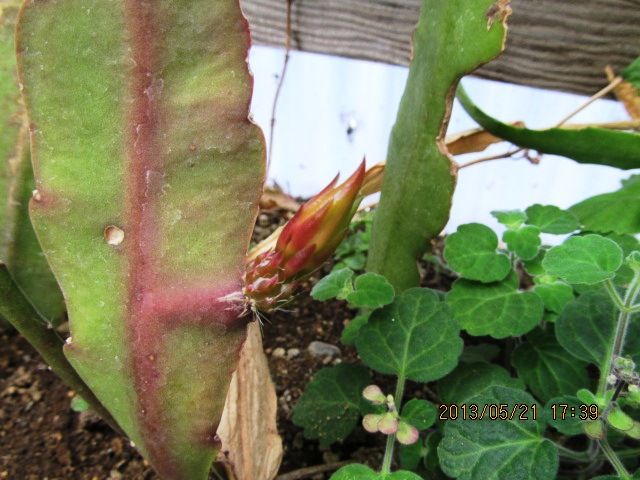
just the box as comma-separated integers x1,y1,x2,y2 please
606,65,640,120
358,163,385,198
445,125,521,155
260,187,300,212
217,322,283,480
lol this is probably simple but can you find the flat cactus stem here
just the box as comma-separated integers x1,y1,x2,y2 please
16,1,265,479
1,3,65,325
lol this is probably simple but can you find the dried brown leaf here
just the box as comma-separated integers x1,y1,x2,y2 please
217,322,283,480
260,187,300,212
606,65,640,120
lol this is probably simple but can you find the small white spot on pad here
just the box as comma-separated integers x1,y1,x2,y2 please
104,225,125,246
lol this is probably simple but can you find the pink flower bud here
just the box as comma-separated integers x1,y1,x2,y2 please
362,385,386,405
396,421,420,445
378,413,399,435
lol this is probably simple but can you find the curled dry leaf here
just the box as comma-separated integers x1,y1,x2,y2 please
445,125,522,155
217,322,283,480
606,65,640,120
260,187,300,212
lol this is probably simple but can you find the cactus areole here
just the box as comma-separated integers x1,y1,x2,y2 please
16,1,265,478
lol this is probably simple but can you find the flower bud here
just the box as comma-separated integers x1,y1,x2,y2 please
244,161,366,312
378,413,399,435
275,161,366,278
626,251,640,273
362,414,383,433
396,421,420,445
362,385,386,405
627,385,640,406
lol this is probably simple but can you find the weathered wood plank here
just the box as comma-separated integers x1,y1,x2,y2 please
241,0,640,95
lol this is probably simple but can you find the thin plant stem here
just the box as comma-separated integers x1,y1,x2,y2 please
275,461,353,480
599,272,640,396
456,148,523,170
599,440,631,479
554,443,592,462
555,77,623,127
380,375,406,474
605,279,625,311
268,0,293,170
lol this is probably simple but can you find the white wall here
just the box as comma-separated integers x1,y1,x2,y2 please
248,45,636,236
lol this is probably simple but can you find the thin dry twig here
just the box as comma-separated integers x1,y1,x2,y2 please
554,76,623,126
268,0,294,169
275,461,354,480
456,147,523,170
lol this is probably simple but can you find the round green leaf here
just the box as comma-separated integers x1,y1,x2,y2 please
331,464,378,480
311,268,354,301
438,362,524,404
503,225,541,260
543,234,623,284
544,396,587,436
331,464,423,480
491,209,527,230
608,407,634,432
398,440,424,471
341,313,370,346
401,398,437,430
556,290,640,366
356,288,462,382
443,223,511,283
511,329,590,403
446,276,544,339
570,176,640,235
607,233,640,285
292,364,371,447
346,273,395,309
525,204,580,234
523,248,547,276
532,281,574,314
438,386,559,480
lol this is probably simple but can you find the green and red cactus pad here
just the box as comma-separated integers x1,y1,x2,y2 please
16,0,265,478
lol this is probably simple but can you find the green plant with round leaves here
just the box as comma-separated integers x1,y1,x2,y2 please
443,223,512,283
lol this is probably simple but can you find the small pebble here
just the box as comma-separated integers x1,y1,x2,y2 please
286,348,300,359
272,347,286,358
307,341,341,358
258,213,271,227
